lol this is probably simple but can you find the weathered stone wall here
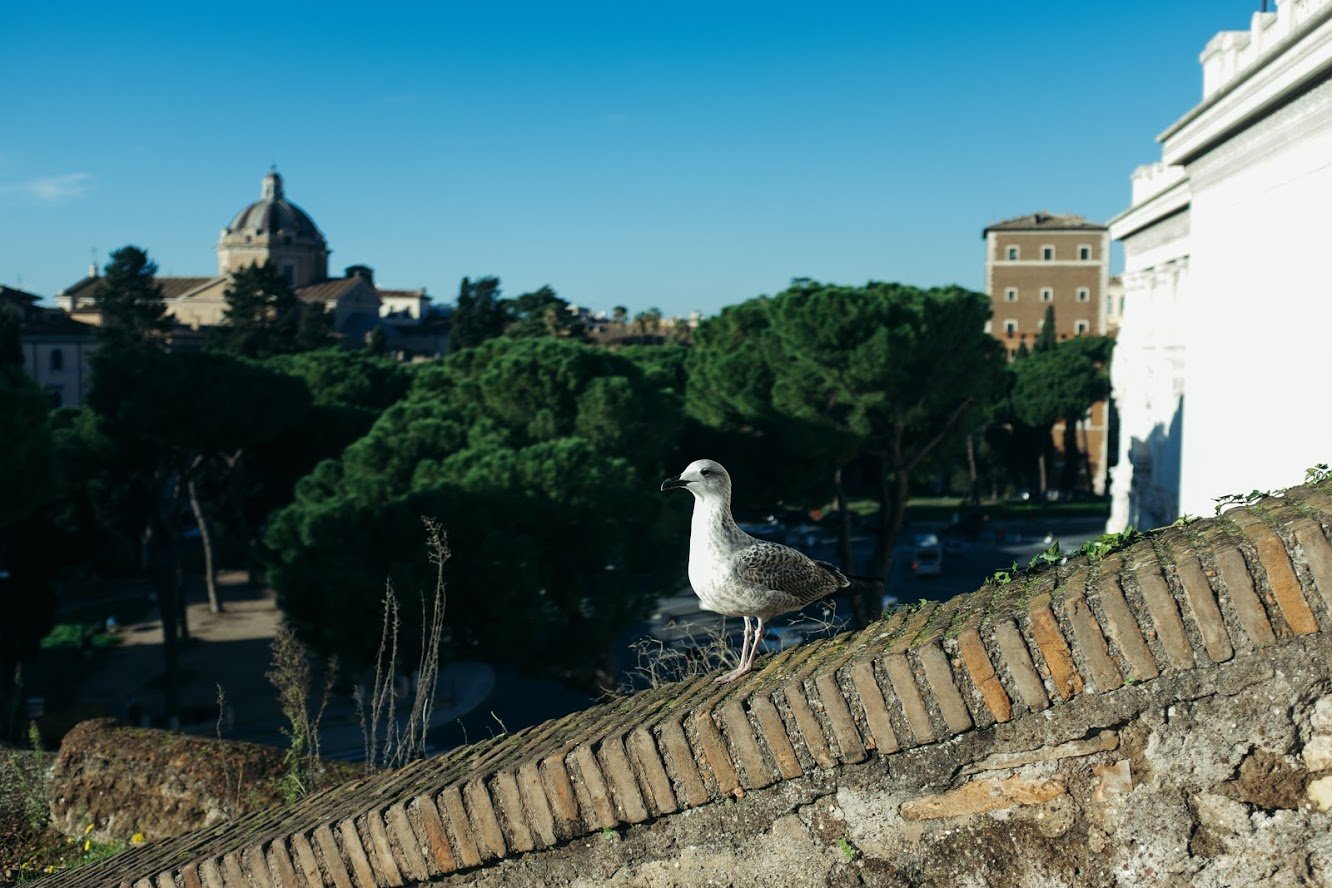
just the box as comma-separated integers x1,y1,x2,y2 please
435,632,1332,887
34,484,1332,887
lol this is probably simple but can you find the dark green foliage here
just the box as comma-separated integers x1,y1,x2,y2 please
215,262,329,357
89,349,311,455
243,350,416,520
0,361,55,530
297,301,333,349
504,285,585,340
1010,334,1114,492
449,276,508,350
92,246,170,349
366,325,389,356
0,306,22,367
266,337,684,672
688,281,1005,586
0,362,58,740
1011,335,1113,430
265,348,411,411
1034,305,1057,352
686,298,838,515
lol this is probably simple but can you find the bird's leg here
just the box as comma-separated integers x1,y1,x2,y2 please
715,617,754,683
745,617,766,671
739,616,754,669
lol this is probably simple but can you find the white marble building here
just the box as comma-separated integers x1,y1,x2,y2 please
1108,0,1332,530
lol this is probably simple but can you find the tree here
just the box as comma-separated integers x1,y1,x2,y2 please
266,337,683,676
686,299,836,531
296,301,333,351
215,261,327,358
366,325,389,356
449,276,509,350
503,285,585,340
266,348,411,411
763,281,1004,588
1011,335,1113,495
0,306,22,367
87,348,310,715
0,331,57,738
634,307,663,338
1035,305,1057,353
93,246,170,349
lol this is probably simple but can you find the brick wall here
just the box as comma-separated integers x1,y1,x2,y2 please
42,482,1332,887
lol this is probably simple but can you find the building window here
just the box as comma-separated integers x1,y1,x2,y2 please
1004,288,1018,302
1075,320,1090,335
1078,245,1092,260
50,348,64,371
45,384,63,407
1076,287,1090,302
1005,245,1019,261
282,265,295,285
1040,287,1053,302
1041,245,1054,261
1003,320,1017,338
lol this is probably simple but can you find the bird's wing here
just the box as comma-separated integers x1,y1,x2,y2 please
732,542,850,607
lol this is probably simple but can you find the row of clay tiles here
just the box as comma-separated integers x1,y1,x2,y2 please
43,483,1332,888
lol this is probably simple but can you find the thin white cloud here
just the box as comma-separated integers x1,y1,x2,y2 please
3,172,94,204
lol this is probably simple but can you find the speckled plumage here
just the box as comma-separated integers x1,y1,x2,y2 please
663,459,850,682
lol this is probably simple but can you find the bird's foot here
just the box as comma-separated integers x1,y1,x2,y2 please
713,664,752,684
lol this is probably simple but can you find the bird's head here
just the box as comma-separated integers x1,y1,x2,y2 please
660,459,731,498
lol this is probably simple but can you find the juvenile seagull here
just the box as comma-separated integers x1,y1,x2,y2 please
661,458,851,683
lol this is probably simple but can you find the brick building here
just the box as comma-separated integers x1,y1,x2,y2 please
982,213,1110,356
982,213,1112,494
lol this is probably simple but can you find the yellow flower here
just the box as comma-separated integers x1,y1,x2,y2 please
83,823,94,834
83,839,91,852
131,832,145,845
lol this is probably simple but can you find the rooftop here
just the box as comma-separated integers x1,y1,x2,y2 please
982,213,1108,237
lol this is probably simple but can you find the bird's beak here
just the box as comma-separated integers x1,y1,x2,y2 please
660,475,689,491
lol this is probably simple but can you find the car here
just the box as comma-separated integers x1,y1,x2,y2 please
911,533,943,576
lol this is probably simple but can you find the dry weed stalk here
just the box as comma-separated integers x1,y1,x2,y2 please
267,622,338,801
622,604,843,693
357,518,449,772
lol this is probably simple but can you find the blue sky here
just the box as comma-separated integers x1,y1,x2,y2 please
1,1,1260,318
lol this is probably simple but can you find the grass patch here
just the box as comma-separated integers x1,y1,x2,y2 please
39,624,122,651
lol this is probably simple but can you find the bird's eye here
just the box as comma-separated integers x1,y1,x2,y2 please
701,469,712,477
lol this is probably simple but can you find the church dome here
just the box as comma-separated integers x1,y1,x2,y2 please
217,169,330,286
224,170,324,240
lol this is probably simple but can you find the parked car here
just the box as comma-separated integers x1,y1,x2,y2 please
911,533,943,576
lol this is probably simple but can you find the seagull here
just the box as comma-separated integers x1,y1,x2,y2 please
661,458,853,683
